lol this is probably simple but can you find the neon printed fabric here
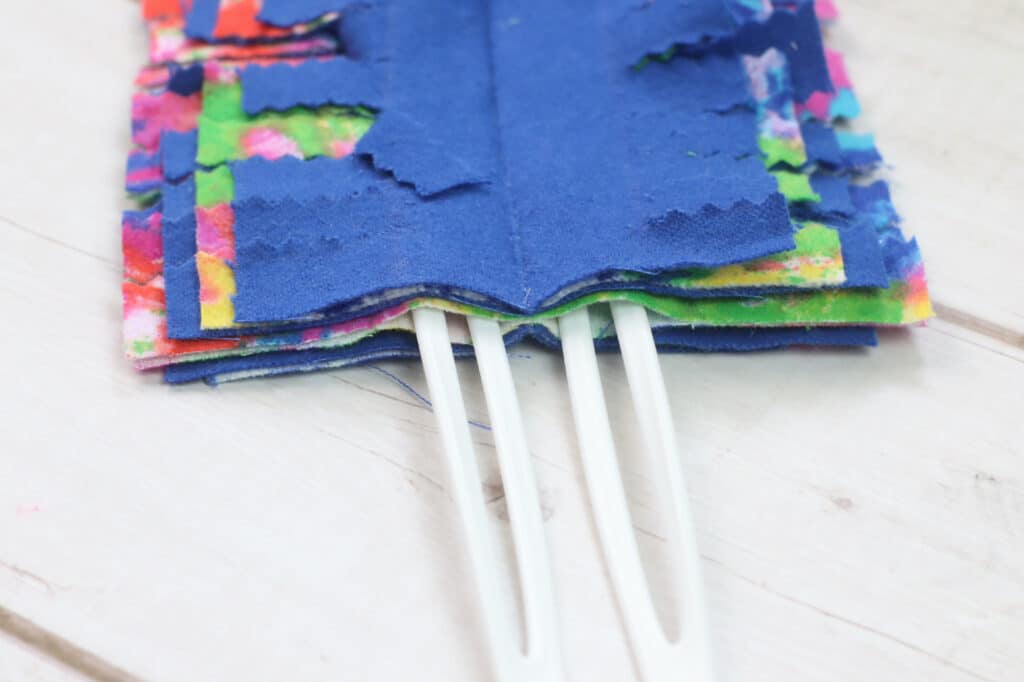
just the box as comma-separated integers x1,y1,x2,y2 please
119,0,932,384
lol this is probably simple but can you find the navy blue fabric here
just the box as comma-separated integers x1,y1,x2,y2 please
160,170,886,342
229,0,797,323
242,59,381,114
161,180,204,340
229,157,790,323
841,144,883,170
163,331,428,385
808,174,856,216
183,0,219,41
259,0,740,45
733,0,831,101
161,131,198,182
163,324,878,384
611,0,738,64
849,180,893,210
850,181,904,249
847,180,921,283
333,4,387,60
258,0,361,27
243,3,504,197
833,218,888,288
616,324,877,352
241,4,772,197
167,64,205,96
800,120,844,167
161,177,882,338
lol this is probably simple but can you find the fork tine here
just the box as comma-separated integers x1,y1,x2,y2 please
414,307,565,682
467,316,564,675
610,302,714,675
559,304,714,682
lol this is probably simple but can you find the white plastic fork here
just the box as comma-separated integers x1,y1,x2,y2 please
413,302,712,682
559,302,714,682
412,307,565,682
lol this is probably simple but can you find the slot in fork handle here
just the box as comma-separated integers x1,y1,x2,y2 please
414,308,565,682
559,304,714,682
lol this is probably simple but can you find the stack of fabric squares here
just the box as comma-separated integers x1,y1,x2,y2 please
122,0,932,385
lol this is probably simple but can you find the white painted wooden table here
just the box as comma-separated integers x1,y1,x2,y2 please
1,2,1021,681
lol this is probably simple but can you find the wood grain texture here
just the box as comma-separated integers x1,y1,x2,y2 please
0,1,1021,681
0,634,96,682
0,606,142,682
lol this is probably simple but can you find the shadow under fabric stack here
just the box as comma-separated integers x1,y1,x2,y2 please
122,0,933,385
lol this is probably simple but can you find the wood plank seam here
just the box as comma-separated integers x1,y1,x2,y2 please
0,215,117,270
932,303,1024,351
702,556,1002,682
0,605,146,682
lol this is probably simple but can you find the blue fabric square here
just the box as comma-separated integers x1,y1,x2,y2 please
229,0,799,323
